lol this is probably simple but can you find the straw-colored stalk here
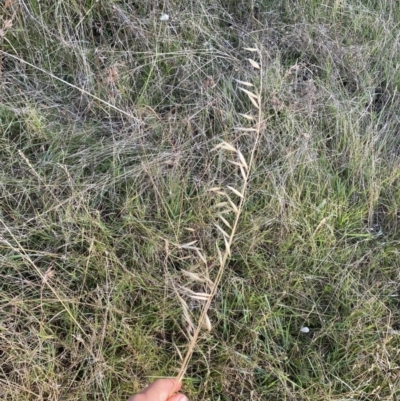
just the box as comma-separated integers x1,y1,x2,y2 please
175,47,264,383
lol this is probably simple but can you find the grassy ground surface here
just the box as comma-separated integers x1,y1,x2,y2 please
1,0,400,400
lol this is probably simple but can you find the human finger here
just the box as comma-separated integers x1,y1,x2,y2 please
129,379,182,401
167,393,188,401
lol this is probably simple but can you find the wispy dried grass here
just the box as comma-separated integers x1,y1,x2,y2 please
175,48,265,383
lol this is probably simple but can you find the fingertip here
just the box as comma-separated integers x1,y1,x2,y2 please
167,393,188,401
140,378,182,400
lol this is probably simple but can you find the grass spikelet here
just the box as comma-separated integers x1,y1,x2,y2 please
228,160,247,181
214,202,229,208
182,270,207,283
237,151,249,170
218,208,234,215
243,47,258,52
177,294,195,338
179,241,201,250
238,87,259,100
214,223,230,239
234,127,258,132
209,187,222,192
248,58,261,69
239,165,247,181
223,236,231,257
228,160,245,168
239,113,256,121
225,195,239,213
211,141,237,152
203,314,212,331
196,249,208,265
179,240,198,248
189,293,209,301
227,185,244,198
234,79,254,87
238,87,260,109
218,215,232,229
216,243,224,266
247,96,260,109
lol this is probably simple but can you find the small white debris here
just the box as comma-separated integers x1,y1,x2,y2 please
300,326,310,333
160,14,169,21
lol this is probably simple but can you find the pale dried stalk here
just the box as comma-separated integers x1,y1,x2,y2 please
175,50,264,382
0,50,141,123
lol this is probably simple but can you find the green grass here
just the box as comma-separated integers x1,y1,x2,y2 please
1,0,400,400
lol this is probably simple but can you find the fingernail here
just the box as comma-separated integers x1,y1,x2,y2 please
176,395,188,401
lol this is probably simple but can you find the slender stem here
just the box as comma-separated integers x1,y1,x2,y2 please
0,49,141,122
176,51,264,382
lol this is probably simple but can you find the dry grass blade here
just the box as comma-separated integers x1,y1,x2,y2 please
243,47,258,52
